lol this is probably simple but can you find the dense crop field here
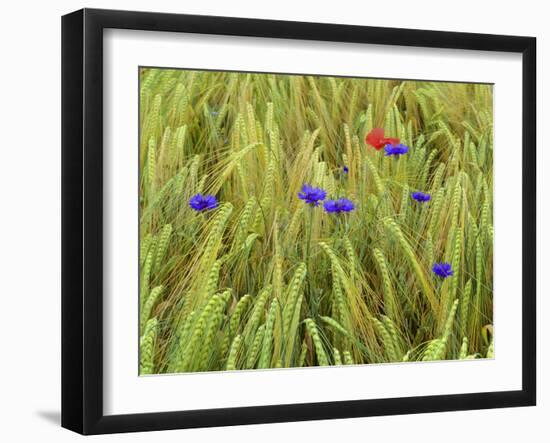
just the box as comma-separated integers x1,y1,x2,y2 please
139,68,493,374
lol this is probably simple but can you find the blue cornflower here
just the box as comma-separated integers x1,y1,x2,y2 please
432,262,454,278
323,198,355,213
384,143,409,157
411,191,431,202
189,194,218,212
298,184,327,206
343,166,349,174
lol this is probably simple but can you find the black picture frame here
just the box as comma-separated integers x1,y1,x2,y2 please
62,8,537,435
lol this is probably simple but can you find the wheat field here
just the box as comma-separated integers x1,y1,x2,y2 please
138,67,493,375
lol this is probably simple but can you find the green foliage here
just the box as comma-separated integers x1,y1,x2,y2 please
138,68,494,374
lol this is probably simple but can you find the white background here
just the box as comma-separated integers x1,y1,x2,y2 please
104,30,523,415
0,0,547,441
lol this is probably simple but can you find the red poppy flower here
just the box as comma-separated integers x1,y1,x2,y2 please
365,128,400,150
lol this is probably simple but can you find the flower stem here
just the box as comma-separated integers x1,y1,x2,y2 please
305,205,314,268
305,205,319,318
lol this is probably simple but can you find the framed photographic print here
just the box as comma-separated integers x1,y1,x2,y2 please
61,8,536,435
